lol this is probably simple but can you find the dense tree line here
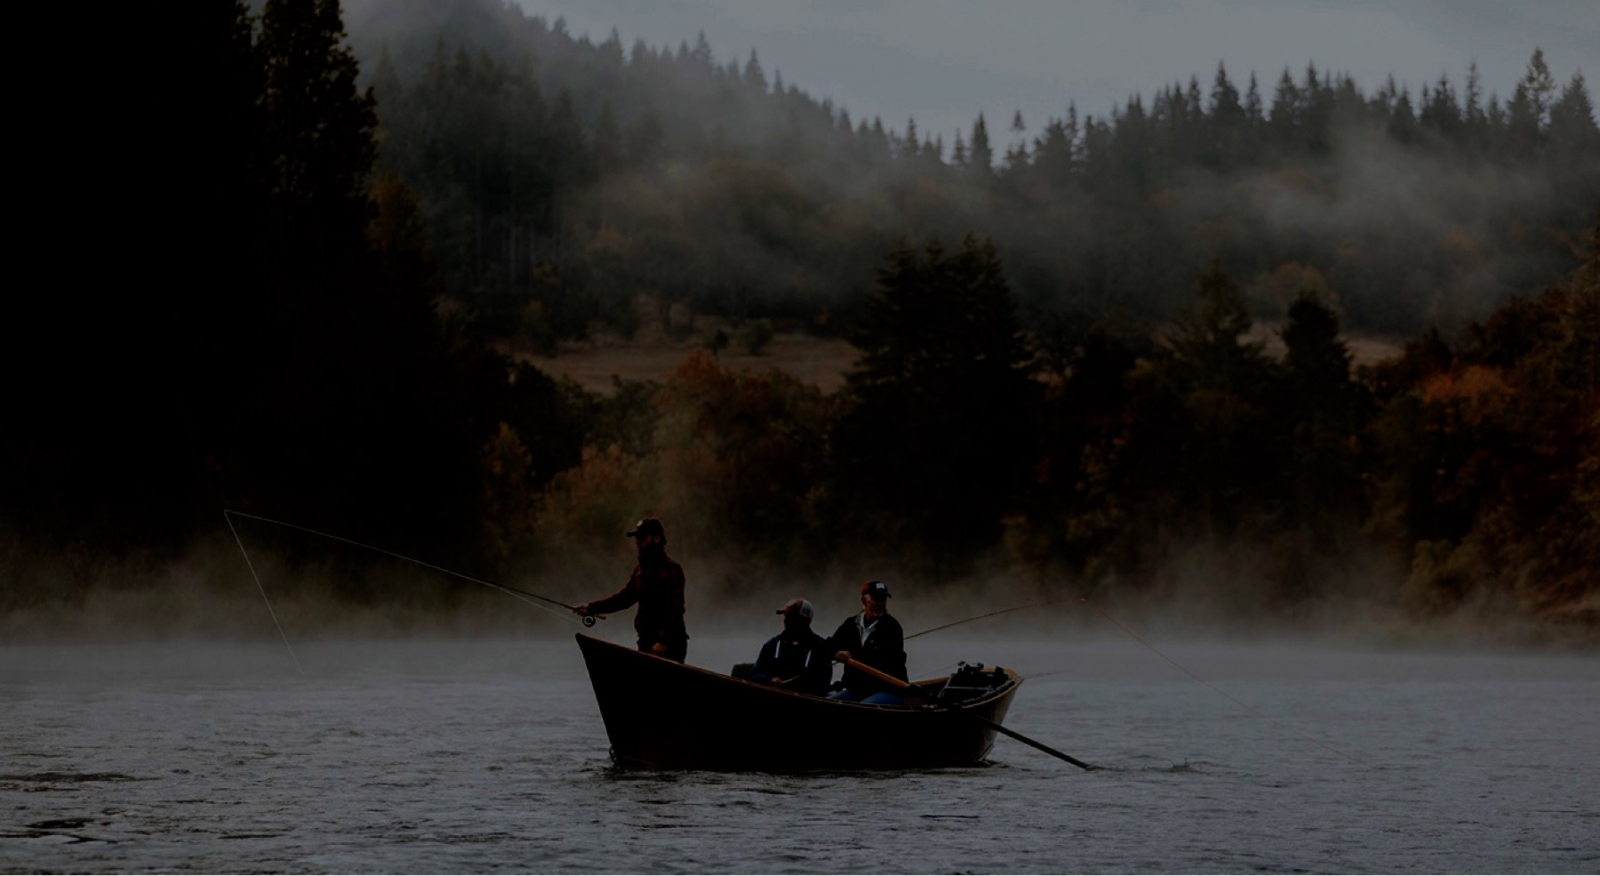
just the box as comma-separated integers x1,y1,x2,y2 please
347,0,1597,345
3,0,1595,631
507,223,1598,625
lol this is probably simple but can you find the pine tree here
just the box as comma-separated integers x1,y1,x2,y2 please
1169,262,1266,392
1548,72,1599,154
1522,48,1557,127
1033,118,1075,187
1159,262,1278,538
259,0,378,228
598,28,624,68
1208,61,1244,167
1464,61,1486,131
1388,86,1418,144
691,32,714,69
1278,291,1368,558
743,49,767,91
1420,73,1462,141
1245,71,1264,127
1269,68,1300,150
830,237,1035,570
968,112,993,172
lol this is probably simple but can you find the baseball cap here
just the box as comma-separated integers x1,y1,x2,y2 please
625,518,665,538
861,580,892,601
777,598,814,620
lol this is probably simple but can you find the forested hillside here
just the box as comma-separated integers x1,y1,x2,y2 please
2,0,1595,636
346,0,1598,343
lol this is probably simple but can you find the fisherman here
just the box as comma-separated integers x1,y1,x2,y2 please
827,580,907,705
574,517,689,662
747,598,833,696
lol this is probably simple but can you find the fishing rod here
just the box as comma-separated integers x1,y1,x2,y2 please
223,509,602,626
905,597,1080,641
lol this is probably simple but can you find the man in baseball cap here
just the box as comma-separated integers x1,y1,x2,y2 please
747,598,832,696
826,580,907,704
573,517,689,662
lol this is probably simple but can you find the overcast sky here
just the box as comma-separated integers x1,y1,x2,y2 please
513,0,1599,147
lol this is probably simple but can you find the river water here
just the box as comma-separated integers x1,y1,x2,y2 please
3,632,1596,873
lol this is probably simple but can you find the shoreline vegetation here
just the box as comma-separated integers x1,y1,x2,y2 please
3,0,1596,640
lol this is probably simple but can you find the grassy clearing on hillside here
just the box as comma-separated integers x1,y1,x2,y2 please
510,324,1403,397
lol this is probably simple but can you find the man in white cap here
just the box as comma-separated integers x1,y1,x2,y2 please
747,598,833,696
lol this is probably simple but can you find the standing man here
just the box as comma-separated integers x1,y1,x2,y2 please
574,517,689,662
827,580,907,705
748,598,833,696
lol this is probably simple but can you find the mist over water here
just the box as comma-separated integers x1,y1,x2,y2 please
5,631,1595,873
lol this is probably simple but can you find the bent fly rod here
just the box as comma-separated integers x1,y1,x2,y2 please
905,597,1080,641
223,509,602,626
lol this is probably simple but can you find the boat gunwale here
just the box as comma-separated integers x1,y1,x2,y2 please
575,632,1024,712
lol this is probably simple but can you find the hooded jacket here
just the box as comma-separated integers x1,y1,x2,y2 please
749,628,833,696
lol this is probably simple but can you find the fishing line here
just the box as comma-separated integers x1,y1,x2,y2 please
904,597,1080,641
222,510,592,625
1016,668,1074,681
1079,597,1372,768
226,510,305,677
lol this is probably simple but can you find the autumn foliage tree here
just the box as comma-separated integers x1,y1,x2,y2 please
1369,221,1600,620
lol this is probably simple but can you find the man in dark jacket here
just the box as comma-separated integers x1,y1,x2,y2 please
827,580,907,705
574,517,689,662
748,598,833,696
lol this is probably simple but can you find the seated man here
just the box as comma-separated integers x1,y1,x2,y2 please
827,580,907,705
748,598,833,696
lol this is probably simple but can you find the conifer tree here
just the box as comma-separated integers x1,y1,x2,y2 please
1245,71,1264,127
1522,48,1557,127
1388,87,1418,144
1208,62,1244,166
743,49,766,91
1462,61,1487,146
1548,72,1599,154
1278,291,1367,559
598,28,624,68
259,0,378,229
1269,68,1301,149
830,237,1034,569
968,112,993,172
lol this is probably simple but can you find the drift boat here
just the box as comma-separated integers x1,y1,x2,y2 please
575,633,1023,770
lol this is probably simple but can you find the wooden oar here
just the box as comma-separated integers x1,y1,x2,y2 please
843,658,1098,771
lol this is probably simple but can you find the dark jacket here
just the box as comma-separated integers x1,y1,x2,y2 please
827,612,907,696
749,629,833,696
587,547,688,657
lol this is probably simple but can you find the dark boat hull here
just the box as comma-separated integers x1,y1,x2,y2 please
575,633,1021,770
